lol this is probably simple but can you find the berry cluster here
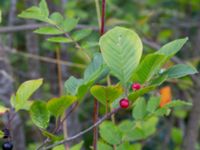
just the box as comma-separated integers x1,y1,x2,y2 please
1,128,13,150
119,83,141,109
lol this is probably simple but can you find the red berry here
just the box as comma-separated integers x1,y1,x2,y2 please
119,98,129,108
132,83,141,91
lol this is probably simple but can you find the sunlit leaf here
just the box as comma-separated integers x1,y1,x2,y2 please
12,79,43,111
99,27,143,85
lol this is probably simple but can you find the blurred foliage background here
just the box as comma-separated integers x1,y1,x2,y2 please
0,0,200,150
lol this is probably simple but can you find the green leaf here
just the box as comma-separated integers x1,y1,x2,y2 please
34,26,64,35
39,0,49,17
171,127,183,144
71,141,84,150
150,74,168,86
118,120,134,134
99,26,143,85
142,117,158,137
53,145,65,150
18,6,49,22
30,101,50,129
147,97,160,113
49,12,64,24
12,79,43,111
131,54,166,84
164,64,198,79
128,86,156,102
99,121,122,145
64,76,84,96
42,130,63,141
154,107,170,116
97,141,112,150
47,37,72,43
60,18,79,32
0,130,4,138
72,29,92,41
156,37,188,58
0,105,9,115
83,53,106,83
125,127,145,141
90,84,123,105
165,100,192,108
47,95,77,117
132,98,147,120
116,142,137,150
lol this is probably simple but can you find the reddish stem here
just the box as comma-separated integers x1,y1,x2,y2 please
93,0,106,150
100,0,106,35
93,99,99,150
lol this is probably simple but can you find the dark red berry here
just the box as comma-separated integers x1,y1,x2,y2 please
2,128,10,139
132,83,141,91
2,142,13,150
119,98,129,108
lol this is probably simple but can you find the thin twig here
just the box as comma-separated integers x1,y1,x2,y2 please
40,107,121,150
5,48,85,68
0,24,99,33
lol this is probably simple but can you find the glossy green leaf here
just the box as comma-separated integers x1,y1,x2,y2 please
30,101,50,129
156,37,188,58
90,84,123,105
99,121,122,145
60,18,79,32
99,27,143,85
34,26,64,35
72,29,92,41
128,86,156,102
47,95,77,117
132,98,147,120
164,64,198,79
97,141,112,150
47,37,72,43
12,79,43,111
147,97,160,113
132,54,166,84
